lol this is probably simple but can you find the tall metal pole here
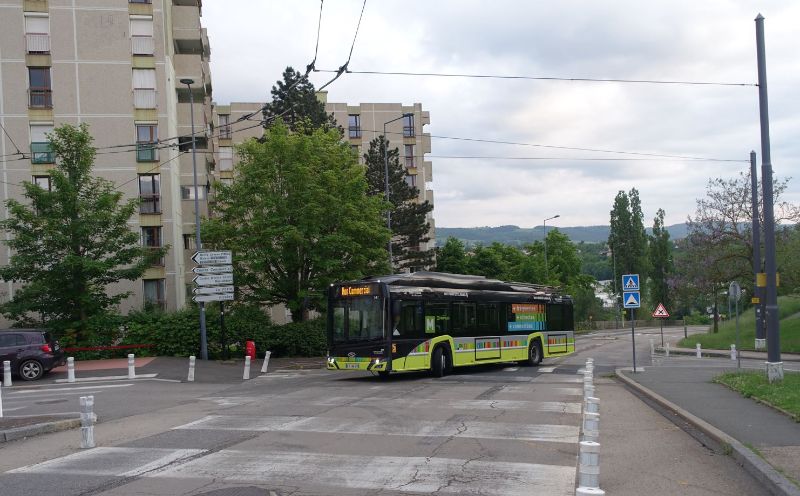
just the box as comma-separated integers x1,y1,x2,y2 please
181,79,208,361
382,113,414,273
755,14,781,381
750,151,765,350
543,214,559,282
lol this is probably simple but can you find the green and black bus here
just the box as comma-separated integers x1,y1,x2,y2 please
326,272,575,377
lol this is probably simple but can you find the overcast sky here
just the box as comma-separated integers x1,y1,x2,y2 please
202,1,799,229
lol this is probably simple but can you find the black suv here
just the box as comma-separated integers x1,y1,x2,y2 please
0,329,66,381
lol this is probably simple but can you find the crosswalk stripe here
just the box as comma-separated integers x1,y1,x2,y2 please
151,450,576,496
314,396,582,413
175,415,580,444
9,447,204,476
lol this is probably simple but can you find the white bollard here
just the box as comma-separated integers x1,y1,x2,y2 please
650,339,655,356
67,357,76,383
243,355,251,380
260,350,271,374
585,396,600,415
0,382,3,418
79,395,95,449
584,384,595,400
582,412,600,442
187,356,196,382
127,354,135,379
3,360,11,387
730,344,737,361
665,342,670,358
696,343,702,358
576,487,605,495
577,440,602,490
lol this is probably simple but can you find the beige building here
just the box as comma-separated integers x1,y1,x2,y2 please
0,0,213,313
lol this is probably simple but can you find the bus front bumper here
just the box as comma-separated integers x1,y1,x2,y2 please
327,357,388,372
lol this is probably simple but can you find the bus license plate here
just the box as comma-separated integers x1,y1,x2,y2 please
345,363,360,369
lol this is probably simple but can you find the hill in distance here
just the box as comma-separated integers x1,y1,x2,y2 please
435,224,689,247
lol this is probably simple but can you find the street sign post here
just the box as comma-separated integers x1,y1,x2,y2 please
622,274,640,291
623,291,641,308
193,273,234,286
193,285,235,295
622,274,641,373
192,293,234,303
730,281,742,369
192,250,232,265
652,303,670,347
192,265,233,275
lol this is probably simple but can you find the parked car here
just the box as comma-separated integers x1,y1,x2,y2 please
0,329,66,381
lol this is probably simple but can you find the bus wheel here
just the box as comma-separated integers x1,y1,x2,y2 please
431,347,448,378
526,340,543,367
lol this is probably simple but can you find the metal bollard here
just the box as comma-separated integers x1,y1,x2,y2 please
696,343,702,358
187,356,196,382
585,396,599,415
730,344,737,361
67,357,76,383
260,350,271,374
0,381,4,418
3,360,11,387
665,342,670,358
582,412,600,442
80,395,95,449
243,355,251,380
127,354,135,379
577,440,602,490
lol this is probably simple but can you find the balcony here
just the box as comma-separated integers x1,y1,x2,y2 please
146,247,165,267
133,89,157,109
29,88,52,108
173,54,204,88
172,6,202,52
131,36,154,56
30,142,54,164
348,126,362,139
25,33,50,54
139,193,161,214
136,143,159,162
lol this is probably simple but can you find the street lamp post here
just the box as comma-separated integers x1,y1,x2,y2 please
382,113,414,272
180,78,208,360
543,214,560,282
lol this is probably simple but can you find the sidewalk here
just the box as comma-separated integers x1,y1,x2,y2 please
618,361,800,496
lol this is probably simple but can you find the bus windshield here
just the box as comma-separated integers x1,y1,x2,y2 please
331,295,384,343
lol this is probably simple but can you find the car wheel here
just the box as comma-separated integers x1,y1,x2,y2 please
527,340,543,367
19,359,44,381
431,347,448,378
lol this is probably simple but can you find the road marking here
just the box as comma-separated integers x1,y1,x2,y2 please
538,366,556,373
502,366,519,371
174,415,580,444
9,447,204,476
55,373,157,383
312,396,581,414
552,387,584,396
11,384,133,395
150,450,576,496
532,375,583,383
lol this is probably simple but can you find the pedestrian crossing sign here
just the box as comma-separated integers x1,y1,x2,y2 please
652,303,670,318
622,274,640,291
623,291,641,308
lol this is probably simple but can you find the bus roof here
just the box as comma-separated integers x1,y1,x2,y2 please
356,271,565,298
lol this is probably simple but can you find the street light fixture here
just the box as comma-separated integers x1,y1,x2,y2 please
180,78,208,360
543,214,560,282
382,112,414,272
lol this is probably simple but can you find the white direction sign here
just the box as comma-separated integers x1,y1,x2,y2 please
652,303,670,318
193,285,234,295
192,250,232,266
193,273,234,286
622,274,640,291
623,291,641,308
192,265,233,275
192,293,234,303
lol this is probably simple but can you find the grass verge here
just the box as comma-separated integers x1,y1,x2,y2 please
714,370,800,421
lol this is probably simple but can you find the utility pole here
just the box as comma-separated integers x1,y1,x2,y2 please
750,151,765,351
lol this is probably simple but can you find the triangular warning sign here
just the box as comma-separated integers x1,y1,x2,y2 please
652,303,670,318
625,277,637,289
625,293,639,306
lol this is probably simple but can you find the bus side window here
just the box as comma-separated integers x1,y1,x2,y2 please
400,301,423,337
425,302,450,335
547,303,564,332
451,302,476,333
477,303,499,333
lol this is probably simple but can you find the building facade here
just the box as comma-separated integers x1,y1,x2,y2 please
0,0,213,314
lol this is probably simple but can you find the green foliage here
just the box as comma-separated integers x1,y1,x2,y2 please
648,208,673,309
261,319,326,357
576,242,612,281
608,189,649,295
714,370,800,419
363,135,434,271
435,237,468,274
203,123,390,322
0,124,165,340
264,67,340,134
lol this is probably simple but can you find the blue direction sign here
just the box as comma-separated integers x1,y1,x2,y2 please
623,291,641,308
622,274,640,291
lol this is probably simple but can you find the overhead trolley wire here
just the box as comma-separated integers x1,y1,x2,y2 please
317,0,368,91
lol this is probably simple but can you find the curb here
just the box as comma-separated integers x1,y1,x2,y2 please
1,418,81,444
616,368,800,496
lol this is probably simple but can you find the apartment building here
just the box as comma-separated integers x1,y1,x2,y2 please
0,0,213,313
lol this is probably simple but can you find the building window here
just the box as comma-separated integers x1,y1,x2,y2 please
218,114,232,139
143,279,165,309
141,226,163,266
30,123,54,164
136,124,158,162
404,174,417,189
218,147,233,171
25,15,50,54
404,144,415,168
138,174,160,214
348,114,361,139
403,114,415,137
183,234,196,250
28,68,52,108
33,175,51,191
181,185,206,200
130,17,154,55
132,69,156,109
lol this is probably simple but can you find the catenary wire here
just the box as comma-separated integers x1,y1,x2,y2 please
317,0,368,91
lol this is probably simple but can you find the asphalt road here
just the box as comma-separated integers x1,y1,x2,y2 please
0,326,777,495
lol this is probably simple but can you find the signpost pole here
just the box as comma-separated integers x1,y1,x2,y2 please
660,319,664,347
220,301,227,360
631,309,637,373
